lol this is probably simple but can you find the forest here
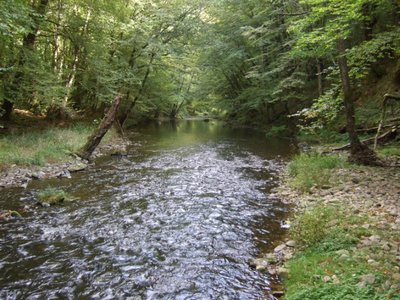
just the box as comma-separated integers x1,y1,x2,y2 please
1,0,399,153
1,0,400,299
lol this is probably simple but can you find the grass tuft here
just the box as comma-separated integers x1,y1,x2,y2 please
37,187,71,205
0,124,116,167
288,153,346,192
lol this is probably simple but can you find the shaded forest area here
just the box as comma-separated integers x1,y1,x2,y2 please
1,0,400,162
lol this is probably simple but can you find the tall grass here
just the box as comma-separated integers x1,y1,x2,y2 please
0,124,110,167
288,153,346,192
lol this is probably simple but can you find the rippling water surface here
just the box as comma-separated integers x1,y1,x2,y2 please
0,121,293,299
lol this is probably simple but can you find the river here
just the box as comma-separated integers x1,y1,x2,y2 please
0,120,293,299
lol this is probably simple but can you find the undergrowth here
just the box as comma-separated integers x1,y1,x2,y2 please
288,153,347,192
377,143,400,158
297,128,349,145
285,203,399,300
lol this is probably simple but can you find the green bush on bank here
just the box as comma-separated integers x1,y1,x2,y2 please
288,153,346,192
290,204,356,250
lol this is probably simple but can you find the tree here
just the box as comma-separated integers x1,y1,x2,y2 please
1,0,49,120
289,0,399,163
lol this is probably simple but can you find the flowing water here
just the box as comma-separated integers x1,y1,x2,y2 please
0,120,293,299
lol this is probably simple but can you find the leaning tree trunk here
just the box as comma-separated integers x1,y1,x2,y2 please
78,95,122,160
337,39,380,165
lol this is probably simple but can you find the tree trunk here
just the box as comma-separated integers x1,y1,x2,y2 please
337,39,380,165
1,100,14,121
78,95,122,160
316,58,323,97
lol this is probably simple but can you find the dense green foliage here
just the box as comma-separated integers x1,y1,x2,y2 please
0,0,206,122
1,0,398,128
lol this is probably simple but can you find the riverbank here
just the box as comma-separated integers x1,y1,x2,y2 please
267,152,400,299
0,124,130,189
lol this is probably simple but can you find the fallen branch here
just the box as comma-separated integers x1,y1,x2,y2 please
334,125,400,151
355,123,399,134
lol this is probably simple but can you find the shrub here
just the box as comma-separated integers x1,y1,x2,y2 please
290,204,338,248
288,153,345,192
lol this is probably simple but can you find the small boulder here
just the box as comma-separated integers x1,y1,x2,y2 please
392,273,400,281
357,274,376,288
323,276,331,283
286,240,296,247
339,254,350,261
67,162,88,173
274,244,287,253
277,267,289,278
369,235,381,244
264,253,277,263
31,171,46,180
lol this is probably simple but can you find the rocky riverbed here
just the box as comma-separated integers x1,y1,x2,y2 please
0,138,132,189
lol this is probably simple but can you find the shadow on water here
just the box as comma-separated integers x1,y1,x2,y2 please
0,120,294,299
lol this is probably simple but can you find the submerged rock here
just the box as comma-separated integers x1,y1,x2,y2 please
0,210,22,220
